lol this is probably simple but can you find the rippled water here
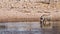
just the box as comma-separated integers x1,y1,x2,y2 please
0,22,60,34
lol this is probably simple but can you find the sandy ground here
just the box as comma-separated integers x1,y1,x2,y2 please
0,0,59,22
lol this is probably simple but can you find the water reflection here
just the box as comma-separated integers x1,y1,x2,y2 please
0,22,60,34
